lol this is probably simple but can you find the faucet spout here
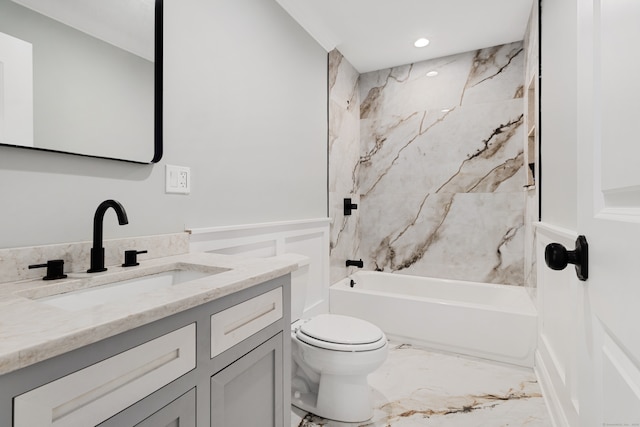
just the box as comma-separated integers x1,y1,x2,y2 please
87,199,129,273
346,259,364,268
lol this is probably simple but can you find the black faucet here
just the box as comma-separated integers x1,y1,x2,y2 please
346,259,364,268
87,200,129,273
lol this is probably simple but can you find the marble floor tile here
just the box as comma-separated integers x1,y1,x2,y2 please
291,341,551,426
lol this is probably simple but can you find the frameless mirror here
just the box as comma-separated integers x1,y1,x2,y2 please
0,0,162,163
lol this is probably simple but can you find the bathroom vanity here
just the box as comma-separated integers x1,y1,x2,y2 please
0,253,294,426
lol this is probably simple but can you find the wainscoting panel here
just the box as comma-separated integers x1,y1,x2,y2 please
187,219,330,318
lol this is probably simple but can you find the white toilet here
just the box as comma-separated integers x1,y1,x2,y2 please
288,255,388,423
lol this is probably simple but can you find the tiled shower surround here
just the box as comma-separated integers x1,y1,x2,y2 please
329,42,526,285
328,49,362,284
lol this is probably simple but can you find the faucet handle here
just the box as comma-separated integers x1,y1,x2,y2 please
28,259,68,280
122,250,148,267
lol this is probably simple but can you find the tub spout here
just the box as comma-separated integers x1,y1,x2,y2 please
346,259,364,268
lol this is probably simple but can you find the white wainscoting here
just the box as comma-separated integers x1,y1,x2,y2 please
535,222,580,427
187,218,330,318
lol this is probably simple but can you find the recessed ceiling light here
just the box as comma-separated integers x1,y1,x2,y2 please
426,71,438,77
414,38,430,48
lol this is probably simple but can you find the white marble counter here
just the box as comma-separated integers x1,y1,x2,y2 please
0,252,298,376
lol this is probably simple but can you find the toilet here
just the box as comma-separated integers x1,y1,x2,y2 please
288,254,388,423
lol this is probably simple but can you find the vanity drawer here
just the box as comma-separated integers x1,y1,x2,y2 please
211,287,283,358
14,323,196,427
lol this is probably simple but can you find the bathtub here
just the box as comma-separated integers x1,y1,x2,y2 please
330,271,537,367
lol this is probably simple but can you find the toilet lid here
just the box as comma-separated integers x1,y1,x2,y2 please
297,314,384,346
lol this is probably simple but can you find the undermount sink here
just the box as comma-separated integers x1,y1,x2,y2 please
36,266,227,311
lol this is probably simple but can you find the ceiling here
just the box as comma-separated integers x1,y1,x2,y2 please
275,0,535,73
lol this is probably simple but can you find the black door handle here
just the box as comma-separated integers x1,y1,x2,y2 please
544,235,588,281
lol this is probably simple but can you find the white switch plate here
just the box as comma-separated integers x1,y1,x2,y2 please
165,165,191,194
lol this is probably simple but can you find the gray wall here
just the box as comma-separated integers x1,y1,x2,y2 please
0,0,328,249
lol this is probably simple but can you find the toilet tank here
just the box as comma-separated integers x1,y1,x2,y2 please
281,254,310,323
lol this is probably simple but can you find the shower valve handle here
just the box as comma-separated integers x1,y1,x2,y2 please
344,198,358,216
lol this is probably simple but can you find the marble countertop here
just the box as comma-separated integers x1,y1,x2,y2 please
0,252,299,376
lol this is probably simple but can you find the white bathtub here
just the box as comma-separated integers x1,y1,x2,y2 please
330,271,537,367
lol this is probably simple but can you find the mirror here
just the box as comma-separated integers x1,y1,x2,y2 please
0,0,162,163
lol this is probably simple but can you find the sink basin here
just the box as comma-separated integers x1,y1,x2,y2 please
37,267,224,311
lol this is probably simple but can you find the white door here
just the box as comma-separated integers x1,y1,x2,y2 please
575,0,640,424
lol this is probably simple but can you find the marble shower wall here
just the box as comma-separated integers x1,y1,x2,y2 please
328,50,361,284
329,42,526,286
359,42,525,285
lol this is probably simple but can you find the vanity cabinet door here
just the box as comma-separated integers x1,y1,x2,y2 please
210,333,284,427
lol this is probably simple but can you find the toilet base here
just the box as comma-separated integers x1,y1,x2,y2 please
291,373,374,423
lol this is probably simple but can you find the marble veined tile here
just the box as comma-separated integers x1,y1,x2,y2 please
359,99,524,198
461,43,525,106
359,42,524,120
360,192,524,284
355,45,525,285
329,42,526,286
329,50,361,195
360,58,472,119
357,96,525,284
329,50,362,284
329,191,361,284
292,341,551,427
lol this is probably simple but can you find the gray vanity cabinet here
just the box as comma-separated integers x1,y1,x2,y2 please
0,275,291,427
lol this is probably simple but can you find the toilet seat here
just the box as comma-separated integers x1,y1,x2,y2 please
295,314,386,352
